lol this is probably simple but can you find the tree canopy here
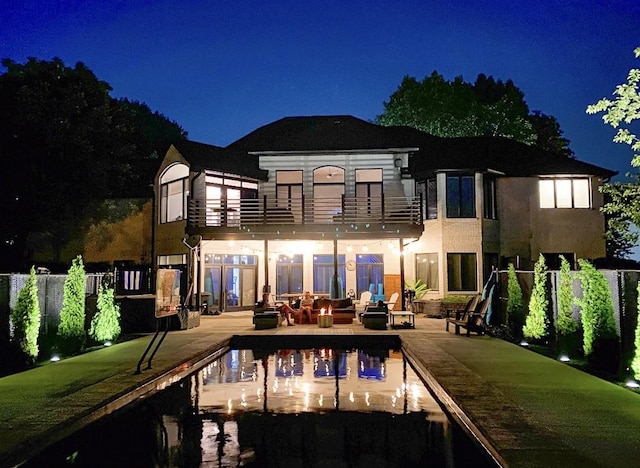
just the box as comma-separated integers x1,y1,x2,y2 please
587,47,640,259
376,71,573,157
0,57,187,271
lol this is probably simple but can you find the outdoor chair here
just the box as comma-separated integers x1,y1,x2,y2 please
445,298,490,336
386,292,399,311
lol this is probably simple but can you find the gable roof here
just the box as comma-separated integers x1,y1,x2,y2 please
171,140,268,179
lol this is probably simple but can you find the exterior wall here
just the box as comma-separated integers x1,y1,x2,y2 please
154,146,191,262
257,152,410,198
498,176,607,269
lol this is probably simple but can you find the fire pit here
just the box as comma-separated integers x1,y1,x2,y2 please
317,307,333,328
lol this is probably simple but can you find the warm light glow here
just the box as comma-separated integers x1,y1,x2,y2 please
346,245,353,252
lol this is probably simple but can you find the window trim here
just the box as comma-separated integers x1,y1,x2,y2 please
446,174,476,218
539,177,591,209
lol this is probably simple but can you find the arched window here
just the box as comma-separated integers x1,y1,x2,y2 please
313,166,344,223
159,163,189,223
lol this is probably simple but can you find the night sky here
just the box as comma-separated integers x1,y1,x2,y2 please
1,0,639,179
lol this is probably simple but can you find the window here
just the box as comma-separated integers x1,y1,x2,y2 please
276,254,303,295
447,253,477,291
314,166,345,223
160,164,189,223
416,253,438,291
417,178,437,220
539,178,591,209
446,175,475,218
276,170,303,217
355,254,384,296
313,254,345,295
157,254,187,266
483,176,497,220
356,169,383,216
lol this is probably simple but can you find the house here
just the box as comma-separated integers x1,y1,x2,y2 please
153,115,616,312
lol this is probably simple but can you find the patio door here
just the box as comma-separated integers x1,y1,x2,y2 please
223,266,256,311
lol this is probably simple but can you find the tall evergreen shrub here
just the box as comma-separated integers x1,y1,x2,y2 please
556,255,578,336
506,263,525,337
11,266,40,361
575,259,618,357
89,282,121,343
523,254,549,340
57,255,86,352
631,282,640,380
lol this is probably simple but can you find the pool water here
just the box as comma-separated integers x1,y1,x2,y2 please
25,346,495,467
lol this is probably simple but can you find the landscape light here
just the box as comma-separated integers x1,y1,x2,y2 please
50,354,60,362
559,355,570,362
104,341,112,347
625,380,640,389
520,340,529,347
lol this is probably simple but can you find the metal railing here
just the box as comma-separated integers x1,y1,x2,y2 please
188,195,422,228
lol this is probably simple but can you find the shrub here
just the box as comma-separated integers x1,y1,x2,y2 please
631,282,640,380
89,282,121,343
556,255,578,336
506,263,525,337
575,259,618,357
57,255,87,353
10,266,41,361
523,254,549,340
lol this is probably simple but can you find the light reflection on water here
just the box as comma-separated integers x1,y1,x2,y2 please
198,348,445,418
24,347,494,467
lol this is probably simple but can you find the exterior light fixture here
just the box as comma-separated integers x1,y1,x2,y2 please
394,158,402,168
559,355,570,362
520,340,529,347
626,380,640,388
50,354,60,362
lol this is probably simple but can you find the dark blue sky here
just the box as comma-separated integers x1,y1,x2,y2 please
2,0,639,178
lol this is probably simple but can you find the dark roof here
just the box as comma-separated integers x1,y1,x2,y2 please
173,116,615,180
409,135,617,178
172,140,268,179
225,115,435,154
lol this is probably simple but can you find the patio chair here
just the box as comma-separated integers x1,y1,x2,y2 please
386,292,399,311
355,291,372,311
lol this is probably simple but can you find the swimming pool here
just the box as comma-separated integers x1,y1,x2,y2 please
24,338,496,467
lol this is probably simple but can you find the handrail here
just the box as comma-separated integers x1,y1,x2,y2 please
187,195,422,228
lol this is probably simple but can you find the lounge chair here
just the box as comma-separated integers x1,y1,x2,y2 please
445,298,490,336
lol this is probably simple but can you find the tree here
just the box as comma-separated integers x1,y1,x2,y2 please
575,259,618,357
600,179,640,258
0,57,187,270
58,255,87,352
556,256,578,336
523,254,549,340
89,281,121,343
506,263,525,338
586,46,640,166
587,47,640,259
631,282,640,380
376,71,573,156
10,266,40,360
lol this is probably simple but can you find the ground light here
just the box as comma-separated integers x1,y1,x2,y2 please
104,341,112,347
559,355,570,362
50,354,60,362
625,380,640,389
519,340,529,347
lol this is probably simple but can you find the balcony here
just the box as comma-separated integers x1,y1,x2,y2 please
187,195,423,240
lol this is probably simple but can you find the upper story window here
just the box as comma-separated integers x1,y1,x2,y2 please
483,176,497,220
446,175,475,218
417,178,438,220
160,163,189,223
539,178,591,209
355,168,383,216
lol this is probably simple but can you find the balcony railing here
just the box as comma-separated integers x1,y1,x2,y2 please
187,195,422,229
